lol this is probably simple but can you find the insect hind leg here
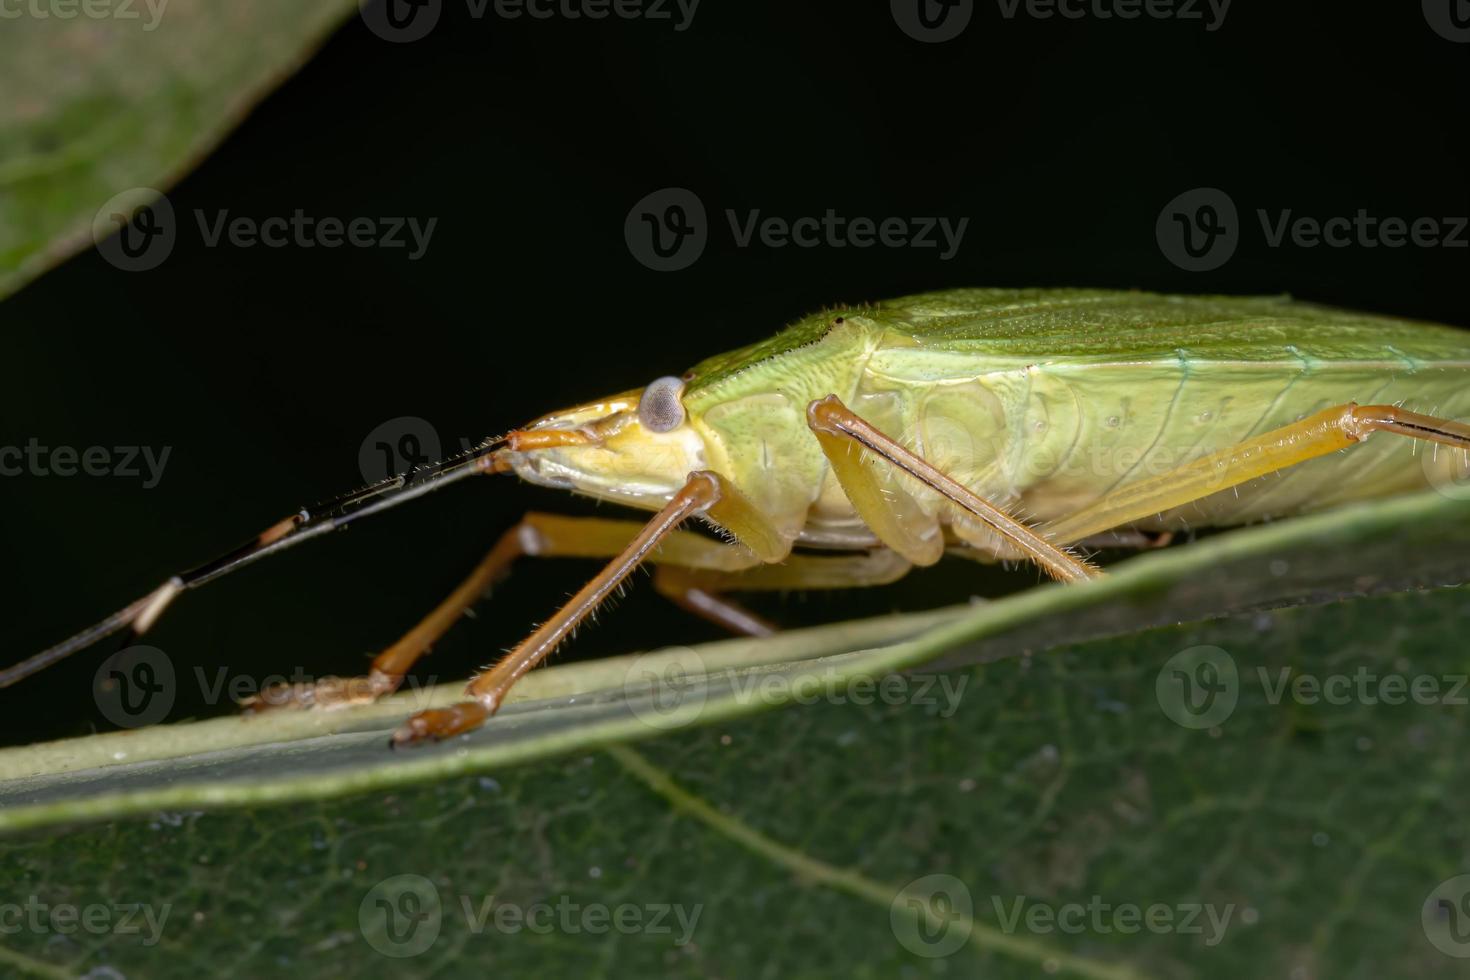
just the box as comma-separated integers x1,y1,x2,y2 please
1043,403,1470,546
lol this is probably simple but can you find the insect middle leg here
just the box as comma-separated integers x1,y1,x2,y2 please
244,511,765,713
804,395,1102,583
653,548,914,637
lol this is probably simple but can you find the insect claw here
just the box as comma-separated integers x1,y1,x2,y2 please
390,700,492,746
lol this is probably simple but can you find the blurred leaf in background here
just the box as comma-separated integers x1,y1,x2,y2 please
0,0,356,300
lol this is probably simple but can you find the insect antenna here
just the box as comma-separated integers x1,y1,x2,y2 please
0,436,514,689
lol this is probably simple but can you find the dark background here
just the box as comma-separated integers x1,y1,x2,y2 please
3,1,1467,744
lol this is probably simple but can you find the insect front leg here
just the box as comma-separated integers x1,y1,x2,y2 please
392,471,793,746
243,512,768,714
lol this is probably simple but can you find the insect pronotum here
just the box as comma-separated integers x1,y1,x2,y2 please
10,288,1470,745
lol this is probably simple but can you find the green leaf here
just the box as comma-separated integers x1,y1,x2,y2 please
1,490,1469,977
0,0,357,299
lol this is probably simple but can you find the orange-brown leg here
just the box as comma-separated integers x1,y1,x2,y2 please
806,395,1101,584
392,471,790,744
952,528,1175,565
653,566,778,638
651,548,915,638
244,511,762,713
1042,403,1470,545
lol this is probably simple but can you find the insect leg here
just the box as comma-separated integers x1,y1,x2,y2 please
653,548,914,637
805,395,1101,584
1043,403,1470,545
1074,529,1175,551
652,567,777,637
951,528,1175,564
391,471,791,745
245,512,766,712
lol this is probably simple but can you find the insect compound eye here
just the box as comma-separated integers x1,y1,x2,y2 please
638,375,687,433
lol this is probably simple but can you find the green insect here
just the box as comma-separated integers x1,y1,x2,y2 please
11,288,1470,744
